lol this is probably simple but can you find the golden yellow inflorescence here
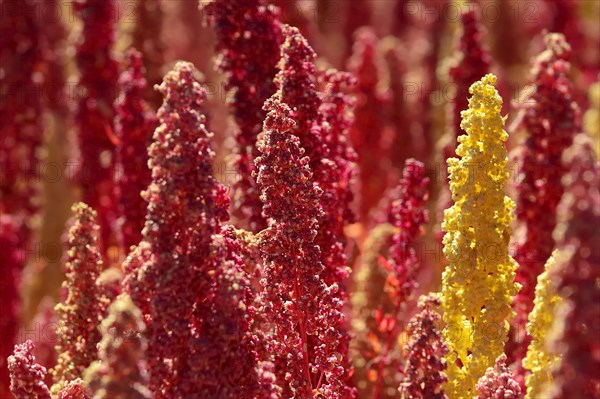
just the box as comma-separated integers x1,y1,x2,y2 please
441,74,520,398
522,251,562,399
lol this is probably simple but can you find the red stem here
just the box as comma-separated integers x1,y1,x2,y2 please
294,276,314,398
316,370,325,391
372,300,403,399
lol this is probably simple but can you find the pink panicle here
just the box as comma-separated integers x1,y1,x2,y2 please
133,61,224,395
387,159,429,306
114,48,158,252
437,8,491,245
122,242,152,317
57,379,91,399
475,355,522,399
130,61,235,397
546,134,600,398
74,0,119,254
400,294,448,399
52,203,105,390
256,98,356,398
84,294,152,399
448,9,491,154
7,341,51,399
391,0,446,164
384,41,425,167
256,98,320,397
347,27,392,224
129,60,271,398
203,0,283,232
42,0,68,115
131,0,166,110
508,33,581,380
0,216,23,396
543,0,598,98
268,25,357,396
0,0,45,246
275,26,357,288
188,225,277,398
317,69,358,288
275,25,322,161
372,159,430,399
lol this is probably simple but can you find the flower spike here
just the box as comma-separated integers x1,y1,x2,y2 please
114,48,157,251
8,341,51,399
475,355,522,399
51,203,105,394
509,34,581,381
74,0,119,253
543,134,600,398
400,294,449,399
441,74,519,398
256,97,356,398
83,294,152,399
204,0,283,231
522,252,561,398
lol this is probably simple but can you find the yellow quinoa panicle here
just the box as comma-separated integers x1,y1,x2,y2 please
441,74,520,398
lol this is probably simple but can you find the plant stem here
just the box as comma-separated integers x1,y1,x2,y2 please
372,300,403,399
